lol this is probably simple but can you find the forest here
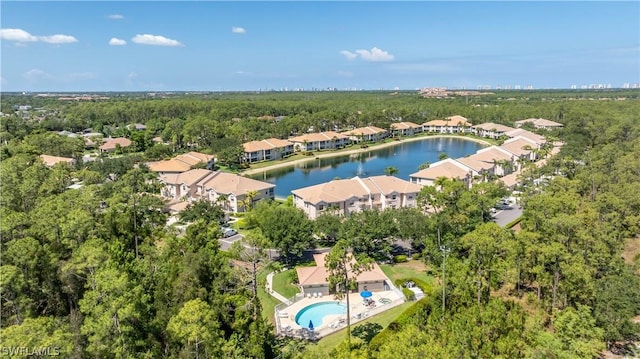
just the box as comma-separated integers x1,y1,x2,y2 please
0,90,639,358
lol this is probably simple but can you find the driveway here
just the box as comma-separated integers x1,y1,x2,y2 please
218,233,280,258
492,204,523,227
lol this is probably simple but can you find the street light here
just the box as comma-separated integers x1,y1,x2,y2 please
440,245,451,318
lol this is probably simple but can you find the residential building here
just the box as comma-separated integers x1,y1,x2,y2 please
472,123,516,139
500,136,540,163
390,121,422,136
504,128,547,146
147,151,215,175
514,118,564,130
455,156,496,182
39,154,75,167
409,158,476,188
99,137,132,152
243,138,294,163
292,175,422,219
296,253,392,296
159,169,275,213
422,115,473,134
341,126,389,142
465,146,518,176
289,131,350,152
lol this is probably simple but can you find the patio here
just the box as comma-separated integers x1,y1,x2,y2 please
275,289,405,339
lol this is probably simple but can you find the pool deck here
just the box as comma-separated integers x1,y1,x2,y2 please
275,290,405,339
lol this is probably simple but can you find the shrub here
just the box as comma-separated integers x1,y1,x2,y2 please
288,270,299,285
369,297,432,351
402,287,415,301
360,144,369,149
393,255,408,263
411,253,421,260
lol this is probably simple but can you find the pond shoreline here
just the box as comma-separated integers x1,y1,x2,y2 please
240,134,491,176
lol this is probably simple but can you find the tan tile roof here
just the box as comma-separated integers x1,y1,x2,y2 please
422,119,448,126
39,154,74,167
455,156,494,172
297,253,388,286
471,146,515,162
147,151,214,173
410,160,472,180
360,175,422,195
160,169,212,186
342,126,388,136
504,129,546,145
292,178,369,205
473,122,516,133
292,175,419,205
498,172,520,188
515,118,563,127
446,115,472,125
500,137,538,156
390,121,421,130
289,131,349,143
243,138,293,152
198,172,274,195
167,201,190,213
99,137,132,150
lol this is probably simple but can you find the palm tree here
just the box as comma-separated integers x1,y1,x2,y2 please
216,193,229,212
241,190,259,212
384,166,398,176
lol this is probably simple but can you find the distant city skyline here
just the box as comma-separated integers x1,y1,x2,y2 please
1,1,638,92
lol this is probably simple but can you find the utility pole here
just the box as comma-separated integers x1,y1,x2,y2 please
440,245,450,318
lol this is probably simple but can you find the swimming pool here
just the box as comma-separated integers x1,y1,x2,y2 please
295,301,347,328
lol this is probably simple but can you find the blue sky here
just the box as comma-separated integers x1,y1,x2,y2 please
1,1,638,92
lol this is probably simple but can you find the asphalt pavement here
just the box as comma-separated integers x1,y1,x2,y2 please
492,204,523,227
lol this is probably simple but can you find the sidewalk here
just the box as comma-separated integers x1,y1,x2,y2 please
266,272,290,303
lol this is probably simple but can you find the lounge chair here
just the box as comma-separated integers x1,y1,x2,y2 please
307,293,312,298
277,311,289,318
318,292,323,298
313,292,318,298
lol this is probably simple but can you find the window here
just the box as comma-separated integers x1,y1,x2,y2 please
318,205,324,211
392,195,397,200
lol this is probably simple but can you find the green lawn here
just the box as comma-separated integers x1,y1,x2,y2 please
311,302,413,353
379,261,436,286
272,269,300,298
257,269,281,325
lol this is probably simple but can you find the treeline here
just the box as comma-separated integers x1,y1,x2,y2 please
1,91,639,358
0,151,276,357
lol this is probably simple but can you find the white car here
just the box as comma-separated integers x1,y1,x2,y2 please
222,228,238,238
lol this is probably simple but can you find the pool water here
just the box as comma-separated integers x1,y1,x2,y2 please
295,301,347,328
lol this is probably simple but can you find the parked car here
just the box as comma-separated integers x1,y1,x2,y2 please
222,227,238,238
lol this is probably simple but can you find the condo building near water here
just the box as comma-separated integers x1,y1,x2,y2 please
292,175,422,219
159,169,275,213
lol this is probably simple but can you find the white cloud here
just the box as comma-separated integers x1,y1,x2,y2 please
23,69,52,82
107,14,124,20
109,37,127,46
0,28,38,42
232,27,246,34
340,50,358,61
38,34,78,44
131,34,183,47
355,47,394,62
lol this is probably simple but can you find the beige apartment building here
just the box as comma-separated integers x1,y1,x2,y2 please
292,175,422,219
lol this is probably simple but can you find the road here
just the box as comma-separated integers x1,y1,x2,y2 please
218,233,280,259
492,204,523,227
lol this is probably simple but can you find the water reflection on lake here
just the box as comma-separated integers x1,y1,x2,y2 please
250,137,485,198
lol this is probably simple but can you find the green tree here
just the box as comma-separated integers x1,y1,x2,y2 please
324,239,372,351
167,298,222,359
383,166,398,176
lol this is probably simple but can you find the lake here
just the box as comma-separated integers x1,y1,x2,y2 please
250,137,486,198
